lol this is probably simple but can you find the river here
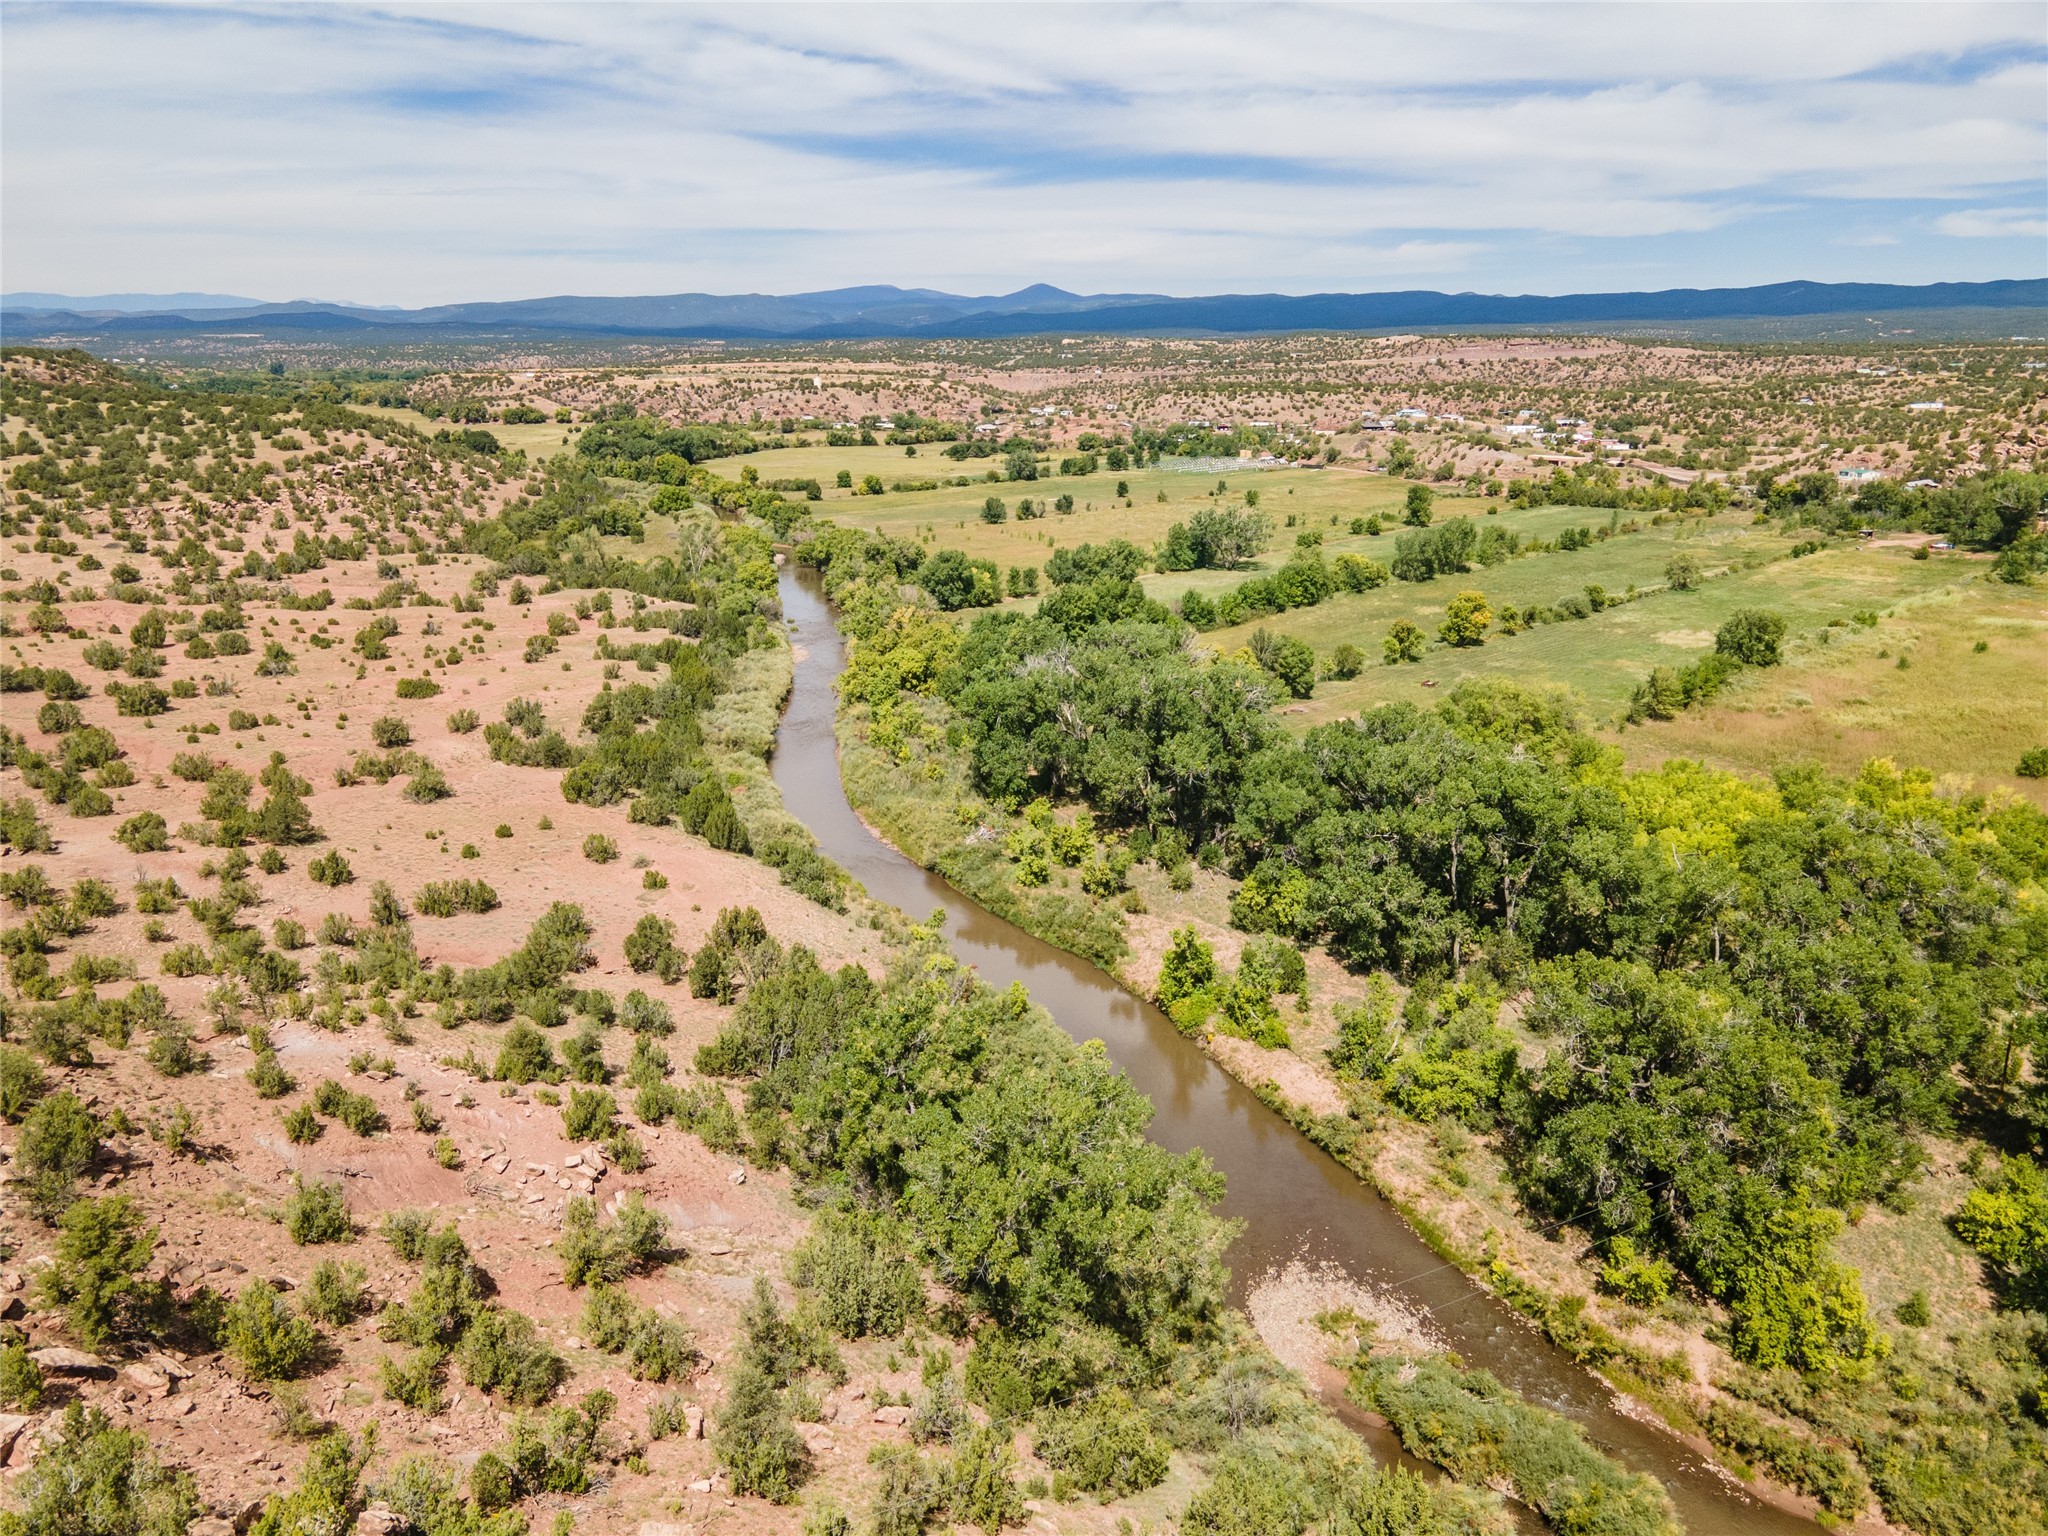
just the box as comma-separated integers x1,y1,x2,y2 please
771,565,1813,1535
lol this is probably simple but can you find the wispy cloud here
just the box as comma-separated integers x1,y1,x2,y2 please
1935,207,2048,238
2,2,2043,303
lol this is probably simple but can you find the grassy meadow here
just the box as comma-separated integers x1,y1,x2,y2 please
1623,574,2048,804
351,401,579,459
803,457,2042,790
1241,534,1978,722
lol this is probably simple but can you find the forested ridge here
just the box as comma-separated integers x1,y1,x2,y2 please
800,510,2048,1534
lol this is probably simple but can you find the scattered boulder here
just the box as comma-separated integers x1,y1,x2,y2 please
29,1346,108,1376
0,1415,33,1464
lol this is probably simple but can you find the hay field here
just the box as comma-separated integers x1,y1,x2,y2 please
1621,576,2048,803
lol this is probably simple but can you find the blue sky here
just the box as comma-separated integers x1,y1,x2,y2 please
3,2,2043,305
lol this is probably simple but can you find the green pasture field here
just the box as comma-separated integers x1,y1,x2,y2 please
351,403,577,459
1241,537,1976,724
1151,501,1763,611
800,458,2026,755
1622,574,2048,804
798,462,1425,573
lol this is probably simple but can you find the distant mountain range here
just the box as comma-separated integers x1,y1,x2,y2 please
3,279,2043,341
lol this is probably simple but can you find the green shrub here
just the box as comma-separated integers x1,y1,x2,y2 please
416,879,498,916
396,677,441,700
36,704,82,741
161,941,212,978
0,1340,45,1409
574,1286,694,1381
384,1209,435,1262
312,1078,385,1135
1352,1354,1675,1534
909,1372,970,1446
577,1285,638,1352
561,1086,617,1142
788,1210,923,1339
673,1081,744,1152
146,1021,205,1078
621,988,673,1036
282,1104,322,1144
18,1090,101,1219
1597,1236,1675,1307
862,1444,941,1536
2017,747,2048,779
624,1311,695,1383
1,1404,196,1536
447,709,481,734
560,1024,610,1085
581,833,618,864
381,1347,446,1413
492,1020,556,1084
1698,1399,1868,1516
0,1045,48,1121
37,1194,160,1348
623,913,684,976
556,1192,666,1286
1954,1153,2048,1309
225,1279,323,1380
455,1307,567,1405
1178,1449,1316,1536
716,1360,812,1503
1715,607,1788,667
1032,1390,1167,1497
370,716,412,748
404,764,452,803
469,1454,515,1514
303,1260,369,1325
115,811,171,852
246,1428,374,1536
68,877,117,919
309,851,354,886
248,1050,295,1098
646,1392,692,1442
377,1454,522,1536
282,1175,353,1245
946,1426,1025,1534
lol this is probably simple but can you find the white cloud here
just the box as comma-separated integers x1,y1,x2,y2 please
1935,207,2048,238
2,2,2042,301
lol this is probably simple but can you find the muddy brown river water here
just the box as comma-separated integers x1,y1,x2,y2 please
772,566,1814,1535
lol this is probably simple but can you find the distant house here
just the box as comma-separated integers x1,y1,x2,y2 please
1836,468,1883,483
1906,478,1940,489
1906,401,1945,412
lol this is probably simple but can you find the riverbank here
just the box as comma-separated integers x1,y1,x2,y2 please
782,569,1875,1536
821,634,1929,1534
